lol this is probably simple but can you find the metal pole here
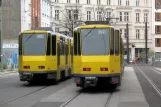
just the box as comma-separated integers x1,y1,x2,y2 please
0,0,3,72
145,22,148,64
126,23,129,64
35,16,38,28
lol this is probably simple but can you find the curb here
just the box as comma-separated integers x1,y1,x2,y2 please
0,71,18,75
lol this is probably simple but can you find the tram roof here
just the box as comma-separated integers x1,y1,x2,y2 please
31,27,54,31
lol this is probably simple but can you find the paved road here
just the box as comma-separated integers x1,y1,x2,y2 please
0,66,153,107
33,67,148,107
134,65,161,107
0,73,73,107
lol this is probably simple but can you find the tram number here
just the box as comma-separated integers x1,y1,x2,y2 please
98,30,105,35
37,35,44,39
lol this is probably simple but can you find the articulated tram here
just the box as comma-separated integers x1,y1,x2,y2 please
18,28,73,84
73,24,124,88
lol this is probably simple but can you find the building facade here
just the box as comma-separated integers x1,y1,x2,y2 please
152,0,161,54
21,0,31,31
22,0,53,30
31,0,41,28
2,0,21,43
41,0,52,27
53,0,152,60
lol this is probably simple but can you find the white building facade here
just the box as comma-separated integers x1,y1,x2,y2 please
53,0,152,60
41,0,53,27
21,0,31,31
152,0,161,54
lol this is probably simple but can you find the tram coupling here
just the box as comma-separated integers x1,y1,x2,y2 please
84,77,98,88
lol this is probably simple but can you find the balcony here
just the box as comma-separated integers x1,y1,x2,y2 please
65,3,82,9
123,39,152,44
117,21,132,25
116,6,132,10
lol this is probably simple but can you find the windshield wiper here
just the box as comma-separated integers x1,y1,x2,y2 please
24,32,35,43
83,26,96,38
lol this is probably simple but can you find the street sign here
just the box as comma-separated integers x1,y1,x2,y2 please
2,44,18,48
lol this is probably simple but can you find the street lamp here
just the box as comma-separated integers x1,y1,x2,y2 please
0,0,3,72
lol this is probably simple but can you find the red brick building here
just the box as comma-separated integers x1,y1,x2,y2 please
31,0,41,28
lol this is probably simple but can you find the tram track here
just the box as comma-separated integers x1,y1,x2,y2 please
0,85,50,106
59,88,114,107
104,93,113,107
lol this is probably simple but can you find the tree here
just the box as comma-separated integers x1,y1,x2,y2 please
51,4,117,35
139,49,155,59
51,3,85,36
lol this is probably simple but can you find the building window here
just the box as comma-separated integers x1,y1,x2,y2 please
67,0,70,3
155,13,161,21
87,0,90,4
68,10,72,20
55,10,59,20
155,38,161,47
107,0,110,5
124,29,127,38
87,11,91,21
145,0,148,6
76,0,79,3
50,7,52,18
107,12,111,18
120,12,123,21
97,11,101,21
144,13,148,22
136,13,140,22
55,28,59,31
136,0,139,6
118,0,121,5
97,0,101,4
55,0,58,3
126,0,129,6
74,10,78,20
156,0,161,9
136,29,140,39
124,12,129,21
156,26,161,34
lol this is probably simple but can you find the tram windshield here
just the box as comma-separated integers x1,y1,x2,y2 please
22,34,47,55
81,28,110,55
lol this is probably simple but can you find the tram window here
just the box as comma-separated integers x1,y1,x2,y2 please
46,33,51,55
120,38,122,55
78,32,81,55
60,37,63,55
115,30,120,55
74,31,78,55
121,38,123,55
52,35,56,55
63,37,65,55
66,44,68,56
60,41,62,55
70,40,72,55
110,28,114,55
19,34,22,55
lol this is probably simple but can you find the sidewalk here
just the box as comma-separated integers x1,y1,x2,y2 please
108,67,149,107
0,69,18,75
32,67,149,107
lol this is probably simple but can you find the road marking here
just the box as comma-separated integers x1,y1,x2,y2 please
136,66,161,98
153,67,161,72
146,67,161,75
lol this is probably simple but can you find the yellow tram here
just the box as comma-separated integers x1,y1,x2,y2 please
73,24,124,87
18,28,73,84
